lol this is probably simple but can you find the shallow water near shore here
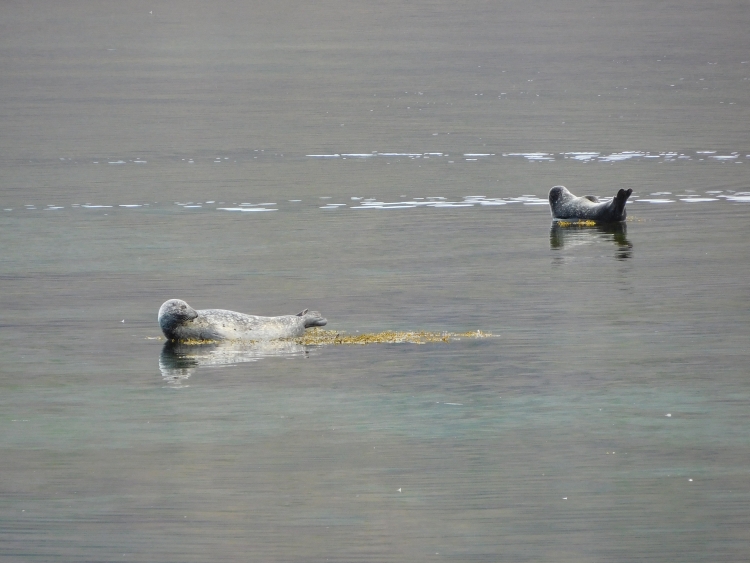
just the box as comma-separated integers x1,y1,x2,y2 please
2,2,750,562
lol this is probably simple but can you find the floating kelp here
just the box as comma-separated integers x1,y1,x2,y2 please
166,338,221,345
554,215,639,228
554,219,598,227
291,328,492,346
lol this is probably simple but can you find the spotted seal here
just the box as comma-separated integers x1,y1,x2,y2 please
158,299,327,342
548,186,632,223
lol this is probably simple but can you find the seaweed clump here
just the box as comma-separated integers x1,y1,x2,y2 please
555,219,598,227
291,328,492,346
167,338,220,345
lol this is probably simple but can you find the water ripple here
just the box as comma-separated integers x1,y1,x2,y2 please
7,190,749,214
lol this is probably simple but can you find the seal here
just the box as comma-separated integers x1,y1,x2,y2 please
548,186,632,223
157,299,327,342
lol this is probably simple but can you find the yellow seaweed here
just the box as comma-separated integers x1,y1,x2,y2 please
291,328,493,346
556,219,598,227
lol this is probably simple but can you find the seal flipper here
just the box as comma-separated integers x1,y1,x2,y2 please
296,309,309,317
611,188,632,221
583,195,600,203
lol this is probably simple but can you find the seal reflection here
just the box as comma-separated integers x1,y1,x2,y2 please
159,340,309,386
550,221,632,260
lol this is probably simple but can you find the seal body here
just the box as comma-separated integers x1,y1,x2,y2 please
548,186,632,223
158,299,327,342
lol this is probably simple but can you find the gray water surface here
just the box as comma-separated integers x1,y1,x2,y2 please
2,2,749,562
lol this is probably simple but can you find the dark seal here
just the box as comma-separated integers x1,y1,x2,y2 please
158,299,327,342
548,185,632,223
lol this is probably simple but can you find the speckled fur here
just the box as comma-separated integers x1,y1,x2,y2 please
549,186,632,223
158,299,327,342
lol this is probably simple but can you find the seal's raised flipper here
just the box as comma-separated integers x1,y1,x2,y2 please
611,188,632,219
301,311,327,328
583,195,600,202
296,309,309,317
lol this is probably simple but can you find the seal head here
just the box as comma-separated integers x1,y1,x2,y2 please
158,299,199,336
158,299,327,342
549,185,632,223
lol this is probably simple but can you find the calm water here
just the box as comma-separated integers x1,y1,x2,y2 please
2,2,749,562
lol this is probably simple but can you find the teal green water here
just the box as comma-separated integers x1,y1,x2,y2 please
2,1,750,562
2,196,748,562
